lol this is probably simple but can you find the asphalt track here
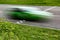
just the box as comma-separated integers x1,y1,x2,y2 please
0,4,60,29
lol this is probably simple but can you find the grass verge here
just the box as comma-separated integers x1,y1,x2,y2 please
0,0,60,6
0,20,59,40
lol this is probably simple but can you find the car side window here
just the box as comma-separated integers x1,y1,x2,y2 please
10,8,26,12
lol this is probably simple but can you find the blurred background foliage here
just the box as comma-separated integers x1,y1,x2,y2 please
0,0,60,6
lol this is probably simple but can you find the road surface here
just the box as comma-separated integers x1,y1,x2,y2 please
0,4,60,29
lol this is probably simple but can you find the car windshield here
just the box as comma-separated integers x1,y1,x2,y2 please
9,8,27,12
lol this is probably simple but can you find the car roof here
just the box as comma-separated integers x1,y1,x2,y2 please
8,6,40,11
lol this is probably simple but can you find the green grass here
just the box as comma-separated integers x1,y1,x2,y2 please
0,0,60,6
0,20,60,40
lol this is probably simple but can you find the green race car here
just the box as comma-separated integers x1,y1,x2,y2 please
5,6,53,21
